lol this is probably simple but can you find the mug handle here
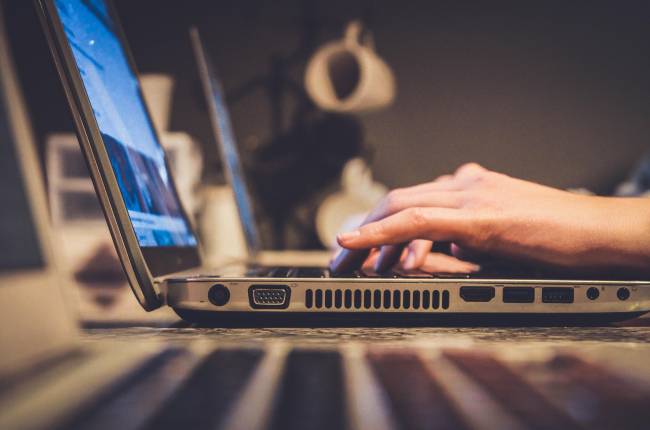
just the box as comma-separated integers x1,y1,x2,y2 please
344,20,375,50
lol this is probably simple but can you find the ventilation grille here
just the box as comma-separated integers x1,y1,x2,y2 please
305,289,450,310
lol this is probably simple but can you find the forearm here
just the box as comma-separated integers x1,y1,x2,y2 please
589,197,650,272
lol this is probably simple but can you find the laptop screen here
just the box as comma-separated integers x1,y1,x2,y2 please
192,30,262,253
0,76,43,272
53,0,197,248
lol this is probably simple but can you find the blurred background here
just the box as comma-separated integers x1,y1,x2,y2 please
6,0,650,253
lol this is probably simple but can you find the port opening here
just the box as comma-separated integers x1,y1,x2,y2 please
503,287,535,303
248,285,291,309
460,286,495,302
542,287,574,304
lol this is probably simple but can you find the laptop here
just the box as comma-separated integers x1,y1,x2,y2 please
0,7,173,426
36,0,650,325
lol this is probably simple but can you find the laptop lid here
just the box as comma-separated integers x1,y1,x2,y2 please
0,3,77,378
190,27,263,256
36,0,202,310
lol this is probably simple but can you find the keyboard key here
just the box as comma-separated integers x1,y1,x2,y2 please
368,350,468,430
269,350,345,430
290,267,328,278
444,350,580,430
144,349,263,430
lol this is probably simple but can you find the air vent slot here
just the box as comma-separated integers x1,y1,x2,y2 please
305,288,449,310
325,290,333,308
442,290,450,309
363,290,372,309
412,290,421,309
354,290,362,309
373,290,382,309
432,290,440,309
383,290,391,309
334,290,343,308
403,290,411,308
422,290,430,309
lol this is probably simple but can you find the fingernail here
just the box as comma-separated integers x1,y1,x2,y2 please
468,264,481,272
338,230,360,242
403,252,416,269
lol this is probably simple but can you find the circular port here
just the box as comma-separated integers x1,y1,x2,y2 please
617,287,630,301
208,284,230,306
586,287,600,300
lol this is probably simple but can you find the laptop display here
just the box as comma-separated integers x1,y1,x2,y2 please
191,29,262,253
53,0,196,247
0,72,43,271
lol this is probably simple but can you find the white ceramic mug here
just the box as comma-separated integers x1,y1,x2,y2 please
305,21,396,113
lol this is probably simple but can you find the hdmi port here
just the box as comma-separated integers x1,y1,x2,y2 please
460,286,495,302
249,285,291,309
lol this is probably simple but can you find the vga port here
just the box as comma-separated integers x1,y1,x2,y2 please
249,285,291,309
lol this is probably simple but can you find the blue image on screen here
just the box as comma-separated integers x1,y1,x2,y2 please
54,0,197,247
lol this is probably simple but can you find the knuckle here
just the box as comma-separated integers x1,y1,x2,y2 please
457,190,476,208
384,189,404,213
407,207,430,229
361,222,385,239
456,162,484,177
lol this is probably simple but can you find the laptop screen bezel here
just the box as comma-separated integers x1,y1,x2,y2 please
35,0,201,310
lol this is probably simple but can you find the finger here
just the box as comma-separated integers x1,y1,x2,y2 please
374,243,408,272
361,248,380,271
391,179,466,196
338,207,469,250
363,189,465,228
329,247,371,274
390,164,486,198
402,239,433,270
420,252,481,273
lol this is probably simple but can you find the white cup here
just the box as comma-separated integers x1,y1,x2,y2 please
305,21,396,113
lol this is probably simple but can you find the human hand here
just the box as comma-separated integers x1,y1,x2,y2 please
330,163,650,274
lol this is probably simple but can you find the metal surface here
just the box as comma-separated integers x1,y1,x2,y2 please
164,277,650,315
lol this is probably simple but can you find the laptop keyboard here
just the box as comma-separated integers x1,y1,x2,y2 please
248,265,437,279
247,263,632,280
246,264,551,280
57,343,650,430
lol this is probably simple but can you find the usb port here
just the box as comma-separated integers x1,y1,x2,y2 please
503,287,535,303
542,287,574,303
460,286,495,302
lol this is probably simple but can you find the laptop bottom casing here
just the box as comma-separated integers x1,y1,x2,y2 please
159,263,650,326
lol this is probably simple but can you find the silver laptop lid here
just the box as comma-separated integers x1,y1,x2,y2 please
0,3,76,378
190,27,263,256
36,0,202,310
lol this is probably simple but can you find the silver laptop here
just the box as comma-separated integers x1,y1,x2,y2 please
0,8,170,426
36,0,650,325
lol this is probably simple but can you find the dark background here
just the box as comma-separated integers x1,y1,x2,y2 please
5,0,650,245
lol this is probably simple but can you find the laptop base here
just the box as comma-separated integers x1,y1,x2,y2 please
173,308,647,328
